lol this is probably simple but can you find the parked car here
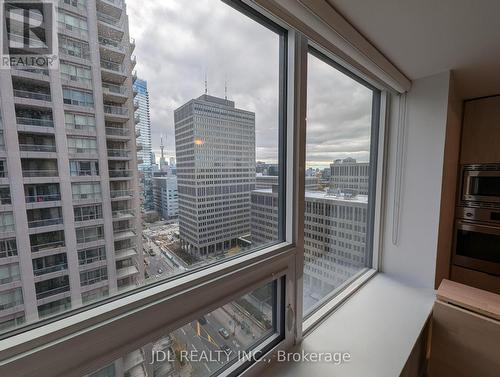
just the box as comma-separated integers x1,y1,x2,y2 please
198,316,207,325
220,344,231,354
218,327,230,339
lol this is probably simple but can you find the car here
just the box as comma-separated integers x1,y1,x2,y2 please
158,269,163,274
220,344,231,354
218,328,230,339
198,316,207,325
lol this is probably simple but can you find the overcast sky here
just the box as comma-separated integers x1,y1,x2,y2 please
127,0,372,169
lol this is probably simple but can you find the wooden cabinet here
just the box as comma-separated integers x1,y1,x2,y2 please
461,96,500,164
428,280,500,377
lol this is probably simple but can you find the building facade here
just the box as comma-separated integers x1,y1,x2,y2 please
152,176,178,220
0,0,143,333
330,157,370,195
133,78,153,211
174,94,255,256
251,189,368,293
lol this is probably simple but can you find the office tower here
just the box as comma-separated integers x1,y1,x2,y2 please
251,189,368,292
152,176,178,220
0,0,143,330
174,94,255,256
330,157,370,195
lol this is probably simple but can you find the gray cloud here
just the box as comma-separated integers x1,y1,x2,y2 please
127,0,373,169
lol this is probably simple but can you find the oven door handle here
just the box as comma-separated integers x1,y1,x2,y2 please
457,220,500,236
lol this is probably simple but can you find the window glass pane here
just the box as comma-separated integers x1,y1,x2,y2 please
85,281,278,377
303,50,378,315
0,0,286,338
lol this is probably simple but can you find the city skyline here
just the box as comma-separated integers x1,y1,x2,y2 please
127,0,373,168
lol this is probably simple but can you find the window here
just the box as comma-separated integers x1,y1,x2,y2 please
0,212,14,233
0,1,389,376
60,62,92,85
80,267,108,287
59,35,90,60
302,49,379,315
63,88,94,107
65,112,96,131
70,160,100,176
67,137,98,154
74,204,103,222
78,246,106,265
76,225,105,244
0,186,11,205
0,264,21,285
0,289,23,311
0,160,7,178
58,10,88,38
0,238,17,259
72,182,102,201
87,280,280,377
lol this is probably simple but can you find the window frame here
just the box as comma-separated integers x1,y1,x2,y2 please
0,1,393,376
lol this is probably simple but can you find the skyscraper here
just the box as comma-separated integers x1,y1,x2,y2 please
174,94,255,256
0,0,143,330
133,78,152,170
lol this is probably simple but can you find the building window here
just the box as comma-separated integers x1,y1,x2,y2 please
0,238,17,259
76,225,105,244
63,88,94,107
74,204,103,222
78,246,106,265
302,49,380,315
72,182,102,201
80,267,108,287
60,61,92,85
70,160,100,176
65,112,96,131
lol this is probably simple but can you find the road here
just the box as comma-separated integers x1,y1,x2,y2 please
171,309,243,376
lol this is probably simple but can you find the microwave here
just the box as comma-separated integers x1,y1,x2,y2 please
461,164,500,204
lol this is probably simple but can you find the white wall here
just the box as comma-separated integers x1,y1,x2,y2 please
381,71,451,289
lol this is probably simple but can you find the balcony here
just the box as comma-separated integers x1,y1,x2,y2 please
109,170,133,179
25,193,61,204
115,247,137,260
131,55,137,68
112,209,135,220
22,170,59,178
110,190,134,199
97,11,123,28
99,36,126,61
33,262,68,277
100,59,127,84
104,105,129,122
106,126,130,137
102,83,128,103
116,265,139,280
107,149,131,158
36,284,70,300
133,99,139,110
31,240,65,253
19,144,57,153
17,117,54,129
13,90,51,103
28,218,63,229
130,38,136,52
97,0,124,20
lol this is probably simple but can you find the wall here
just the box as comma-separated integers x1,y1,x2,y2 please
434,72,463,288
381,71,451,289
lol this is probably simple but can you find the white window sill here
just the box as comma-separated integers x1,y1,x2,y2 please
261,274,435,377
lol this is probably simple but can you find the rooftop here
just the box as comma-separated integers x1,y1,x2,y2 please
252,188,369,204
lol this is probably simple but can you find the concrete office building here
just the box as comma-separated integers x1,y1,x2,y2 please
174,94,255,256
330,157,370,195
0,0,143,332
251,189,368,292
152,176,178,220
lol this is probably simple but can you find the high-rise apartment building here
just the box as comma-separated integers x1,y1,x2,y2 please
132,78,152,170
133,78,153,210
0,0,143,331
174,94,255,256
330,157,370,195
